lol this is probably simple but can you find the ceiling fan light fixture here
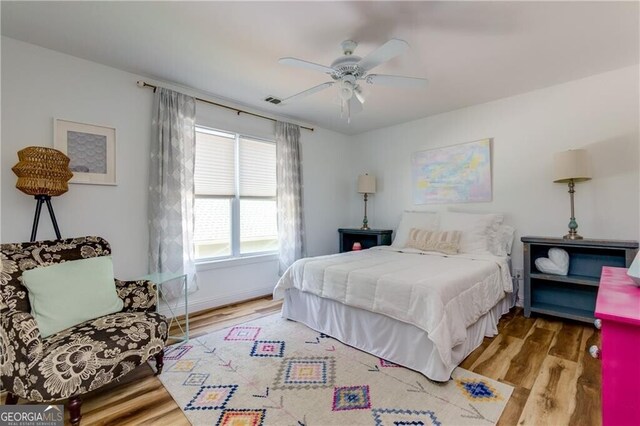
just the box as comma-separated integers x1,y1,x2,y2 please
339,76,355,101
354,86,365,104
341,74,356,86
340,86,353,101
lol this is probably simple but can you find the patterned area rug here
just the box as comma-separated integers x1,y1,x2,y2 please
157,314,512,425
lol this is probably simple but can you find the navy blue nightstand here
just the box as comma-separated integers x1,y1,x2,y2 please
338,228,393,253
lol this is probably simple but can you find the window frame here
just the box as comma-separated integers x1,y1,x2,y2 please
194,125,278,263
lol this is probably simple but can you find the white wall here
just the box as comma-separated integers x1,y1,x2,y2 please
348,65,640,301
1,37,353,313
1,37,153,278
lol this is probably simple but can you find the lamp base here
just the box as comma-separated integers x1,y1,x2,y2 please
563,231,583,240
564,213,583,240
361,193,370,231
30,195,62,242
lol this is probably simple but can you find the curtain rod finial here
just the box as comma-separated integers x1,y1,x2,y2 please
136,80,145,88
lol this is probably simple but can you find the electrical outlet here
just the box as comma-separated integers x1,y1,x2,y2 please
514,269,524,280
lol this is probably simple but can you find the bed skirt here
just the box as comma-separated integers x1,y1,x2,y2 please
282,288,513,381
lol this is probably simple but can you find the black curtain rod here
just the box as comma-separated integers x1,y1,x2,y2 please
137,81,314,132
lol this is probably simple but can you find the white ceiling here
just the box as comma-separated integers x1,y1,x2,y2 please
2,1,638,135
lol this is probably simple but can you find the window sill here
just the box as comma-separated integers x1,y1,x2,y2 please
196,253,278,272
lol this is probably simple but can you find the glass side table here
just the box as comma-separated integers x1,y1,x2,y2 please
141,271,189,343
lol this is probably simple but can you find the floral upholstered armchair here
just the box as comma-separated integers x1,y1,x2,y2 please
0,236,168,425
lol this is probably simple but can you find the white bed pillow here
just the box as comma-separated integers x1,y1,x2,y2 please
439,211,503,255
391,211,439,248
446,209,507,256
492,224,516,256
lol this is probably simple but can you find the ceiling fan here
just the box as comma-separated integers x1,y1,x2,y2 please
278,39,428,122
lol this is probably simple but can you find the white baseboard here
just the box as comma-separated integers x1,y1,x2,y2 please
158,286,275,317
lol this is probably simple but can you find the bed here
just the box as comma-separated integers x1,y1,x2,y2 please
273,245,516,381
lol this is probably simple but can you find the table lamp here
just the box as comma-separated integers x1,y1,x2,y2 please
553,149,591,240
357,174,376,230
12,146,73,241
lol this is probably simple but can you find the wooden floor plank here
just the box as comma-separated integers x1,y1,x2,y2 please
459,336,494,370
568,327,601,426
469,334,524,379
75,379,174,425
497,386,530,426
502,326,555,389
501,314,536,339
517,355,579,425
548,322,584,362
5,297,601,426
497,307,519,333
533,316,563,332
133,410,189,426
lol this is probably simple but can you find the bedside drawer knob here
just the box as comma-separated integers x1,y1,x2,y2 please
589,345,601,359
594,319,602,330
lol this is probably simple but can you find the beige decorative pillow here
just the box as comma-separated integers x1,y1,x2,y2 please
405,228,462,255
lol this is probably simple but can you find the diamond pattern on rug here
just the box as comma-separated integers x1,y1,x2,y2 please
224,326,261,341
332,385,371,411
250,340,285,358
272,356,336,390
379,358,401,368
456,378,502,402
216,408,266,426
185,384,238,410
183,373,209,386
372,408,441,426
165,345,193,360
168,359,199,372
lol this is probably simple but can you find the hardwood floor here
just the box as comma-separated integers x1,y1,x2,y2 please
462,309,601,426
3,297,600,425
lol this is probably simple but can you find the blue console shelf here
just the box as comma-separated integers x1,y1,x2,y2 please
521,236,638,323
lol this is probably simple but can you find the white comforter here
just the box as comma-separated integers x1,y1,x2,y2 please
273,246,512,366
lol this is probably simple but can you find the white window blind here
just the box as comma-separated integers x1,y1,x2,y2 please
194,126,277,260
239,137,277,197
194,130,235,196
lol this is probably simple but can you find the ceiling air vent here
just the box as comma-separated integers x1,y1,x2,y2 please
264,96,282,105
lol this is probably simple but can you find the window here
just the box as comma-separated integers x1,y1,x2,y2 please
194,126,277,260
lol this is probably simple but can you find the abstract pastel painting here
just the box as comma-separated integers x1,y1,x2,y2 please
412,139,492,204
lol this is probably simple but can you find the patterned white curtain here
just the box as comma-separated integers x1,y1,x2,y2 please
276,121,306,274
148,88,198,298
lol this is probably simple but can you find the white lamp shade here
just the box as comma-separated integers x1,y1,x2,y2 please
553,149,592,183
357,174,376,194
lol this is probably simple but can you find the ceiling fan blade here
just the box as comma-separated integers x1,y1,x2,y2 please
282,82,335,103
349,95,364,114
365,74,428,88
279,57,335,74
357,38,409,72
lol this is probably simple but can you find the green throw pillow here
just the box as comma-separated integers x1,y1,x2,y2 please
21,256,124,338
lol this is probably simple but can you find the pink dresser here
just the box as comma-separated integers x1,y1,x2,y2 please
595,267,640,426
